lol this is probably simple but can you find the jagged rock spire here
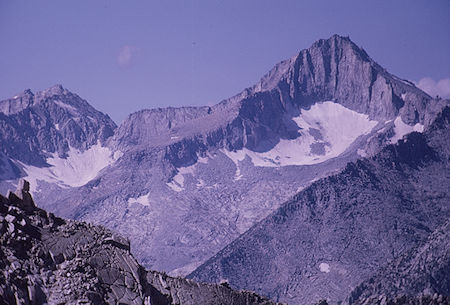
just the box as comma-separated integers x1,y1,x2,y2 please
7,179,36,213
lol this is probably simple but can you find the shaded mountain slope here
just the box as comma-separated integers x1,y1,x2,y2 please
346,218,450,305
189,107,450,305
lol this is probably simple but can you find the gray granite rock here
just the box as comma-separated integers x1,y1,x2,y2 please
346,219,450,305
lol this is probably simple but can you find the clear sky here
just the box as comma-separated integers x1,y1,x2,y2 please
1,0,449,123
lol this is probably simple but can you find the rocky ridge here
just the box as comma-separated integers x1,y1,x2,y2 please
111,35,446,161
0,179,280,305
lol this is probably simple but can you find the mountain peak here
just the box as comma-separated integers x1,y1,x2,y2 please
34,84,69,100
251,34,431,123
23,88,34,95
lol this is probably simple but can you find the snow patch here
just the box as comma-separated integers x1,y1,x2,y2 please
390,116,424,143
128,192,151,206
222,149,246,181
166,154,210,191
225,102,378,167
166,163,197,192
21,142,121,192
401,93,407,100
319,263,330,273
197,155,209,164
54,123,60,131
357,149,368,157
166,181,184,192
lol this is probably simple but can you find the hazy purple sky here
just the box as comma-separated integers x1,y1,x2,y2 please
1,0,449,123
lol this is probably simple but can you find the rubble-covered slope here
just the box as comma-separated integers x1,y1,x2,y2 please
0,180,280,305
346,219,450,305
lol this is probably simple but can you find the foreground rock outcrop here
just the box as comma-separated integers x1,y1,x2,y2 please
0,180,280,305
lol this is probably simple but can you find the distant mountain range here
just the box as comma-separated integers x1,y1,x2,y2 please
0,35,448,304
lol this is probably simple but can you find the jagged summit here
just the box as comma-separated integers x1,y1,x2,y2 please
0,85,117,166
0,85,69,115
250,34,432,123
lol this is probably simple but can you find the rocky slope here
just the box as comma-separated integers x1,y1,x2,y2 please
0,179,280,305
0,35,448,277
189,107,450,305
346,218,450,305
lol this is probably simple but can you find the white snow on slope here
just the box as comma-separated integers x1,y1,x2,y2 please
166,155,209,192
390,116,424,143
21,142,122,192
222,149,246,181
225,102,378,167
128,192,151,206
319,262,330,273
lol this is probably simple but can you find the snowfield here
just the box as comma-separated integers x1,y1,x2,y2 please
225,102,378,167
20,142,122,192
390,116,424,143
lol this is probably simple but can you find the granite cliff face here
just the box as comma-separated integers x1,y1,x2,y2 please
189,107,450,305
0,35,448,279
0,180,280,305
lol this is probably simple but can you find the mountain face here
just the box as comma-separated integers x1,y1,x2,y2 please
0,180,280,305
189,107,450,305
0,35,448,279
0,85,116,167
